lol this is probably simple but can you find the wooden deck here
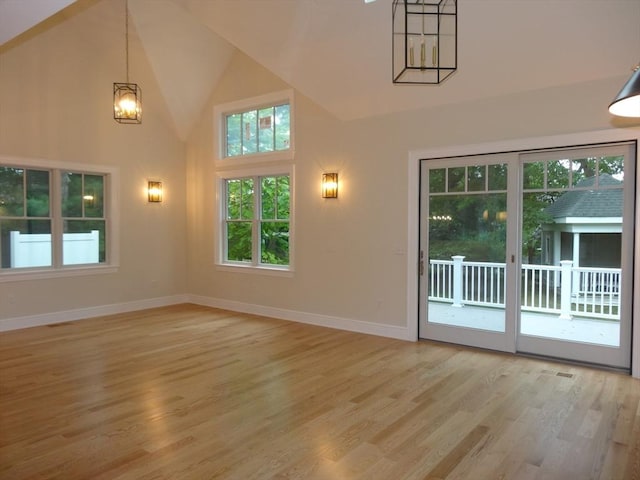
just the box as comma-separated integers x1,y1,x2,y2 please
428,302,621,346
1,304,638,479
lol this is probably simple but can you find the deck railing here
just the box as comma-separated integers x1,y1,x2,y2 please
428,256,620,320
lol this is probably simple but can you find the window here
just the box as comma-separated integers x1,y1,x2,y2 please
215,90,294,166
221,170,292,270
225,104,290,158
215,91,295,274
0,158,117,279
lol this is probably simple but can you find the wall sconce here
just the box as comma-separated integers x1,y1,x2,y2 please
321,173,338,198
147,181,163,203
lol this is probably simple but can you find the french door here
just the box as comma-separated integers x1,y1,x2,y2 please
418,142,635,370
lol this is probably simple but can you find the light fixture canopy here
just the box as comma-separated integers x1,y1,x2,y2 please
148,181,163,203
321,173,338,198
392,0,457,85
113,0,142,124
609,64,640,118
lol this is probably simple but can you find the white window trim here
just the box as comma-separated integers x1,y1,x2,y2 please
0,155,119,282
215,164,295,277
214,89,295,168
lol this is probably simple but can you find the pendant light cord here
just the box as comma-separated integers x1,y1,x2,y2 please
125,0,129,83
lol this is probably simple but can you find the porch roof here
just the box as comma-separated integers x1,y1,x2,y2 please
545,174,622,220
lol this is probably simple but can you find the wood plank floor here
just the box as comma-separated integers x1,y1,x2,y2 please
0,304,638,480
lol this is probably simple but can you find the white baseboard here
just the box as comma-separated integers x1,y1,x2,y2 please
0,294,190,332
188,294,413,341
0,293,412,342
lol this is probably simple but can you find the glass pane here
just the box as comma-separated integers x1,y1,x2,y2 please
521,192,557,264
599,155,624,181
467,165,485,192
523,161,544,190
226,113,242,157
0,167,24,217
447,167,465,192
547,159,570,189
26,169,49,217
83,175,104,218
227,222,252,262
61,172,83,217
226,178,253,221
242,110,257,154
261,221,289,265
0,219,52,268
274,104,290,151
258,107,274,153
63,220,105,265
226,179,242,220
571,157,597,186
520,154,624,347
487,163,507,191
429,168,446,193
276,176,290,219
261,177,276,219
240,178,254,220
428,189,507,333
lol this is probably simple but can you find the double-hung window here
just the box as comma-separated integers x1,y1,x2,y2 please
215,90,294,273
0,157,117,279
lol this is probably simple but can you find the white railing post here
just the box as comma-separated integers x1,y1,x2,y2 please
559,260,573,319
452,255,465,308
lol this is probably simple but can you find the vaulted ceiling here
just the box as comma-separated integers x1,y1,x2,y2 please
1,0,639,140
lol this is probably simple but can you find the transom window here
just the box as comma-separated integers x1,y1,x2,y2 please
225,104,290,158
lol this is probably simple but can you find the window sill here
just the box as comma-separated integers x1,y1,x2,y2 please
216,263,294,278
0,264,119,283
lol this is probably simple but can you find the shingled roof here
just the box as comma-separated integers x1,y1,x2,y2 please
544,174,623,219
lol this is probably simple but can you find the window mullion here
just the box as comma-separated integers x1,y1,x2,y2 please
253,175,261,266
50,169,63,268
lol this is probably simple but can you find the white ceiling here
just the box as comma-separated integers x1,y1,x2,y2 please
2,0,639,139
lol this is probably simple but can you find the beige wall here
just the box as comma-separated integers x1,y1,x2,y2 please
1,0,638,346
186,49,640,330
0,0,188,321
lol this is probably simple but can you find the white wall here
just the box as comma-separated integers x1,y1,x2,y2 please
0,0,188,322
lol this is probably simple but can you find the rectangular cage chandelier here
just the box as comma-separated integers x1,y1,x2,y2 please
392,0,457,85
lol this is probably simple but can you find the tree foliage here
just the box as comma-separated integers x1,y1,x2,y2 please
226,175,290,265
427,156,624,264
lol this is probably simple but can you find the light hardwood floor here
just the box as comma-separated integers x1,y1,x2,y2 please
0,304,638,479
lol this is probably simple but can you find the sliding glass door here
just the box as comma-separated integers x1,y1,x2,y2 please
418,154,518,353
419,142,635,370
517,144,635,368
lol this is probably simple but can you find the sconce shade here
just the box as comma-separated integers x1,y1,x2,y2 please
609,66,640,117
392,0,457,85
148,181,162,202
322,173,338,198
114,83,142,123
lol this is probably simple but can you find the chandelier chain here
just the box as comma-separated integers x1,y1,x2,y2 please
125,0,129,83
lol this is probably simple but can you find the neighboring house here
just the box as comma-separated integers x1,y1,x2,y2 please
541,174,622,269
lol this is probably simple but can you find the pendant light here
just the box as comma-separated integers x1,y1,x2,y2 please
608,63,640,118
113,0,142,124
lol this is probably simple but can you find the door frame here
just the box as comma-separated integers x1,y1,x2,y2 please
406,129,640,378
